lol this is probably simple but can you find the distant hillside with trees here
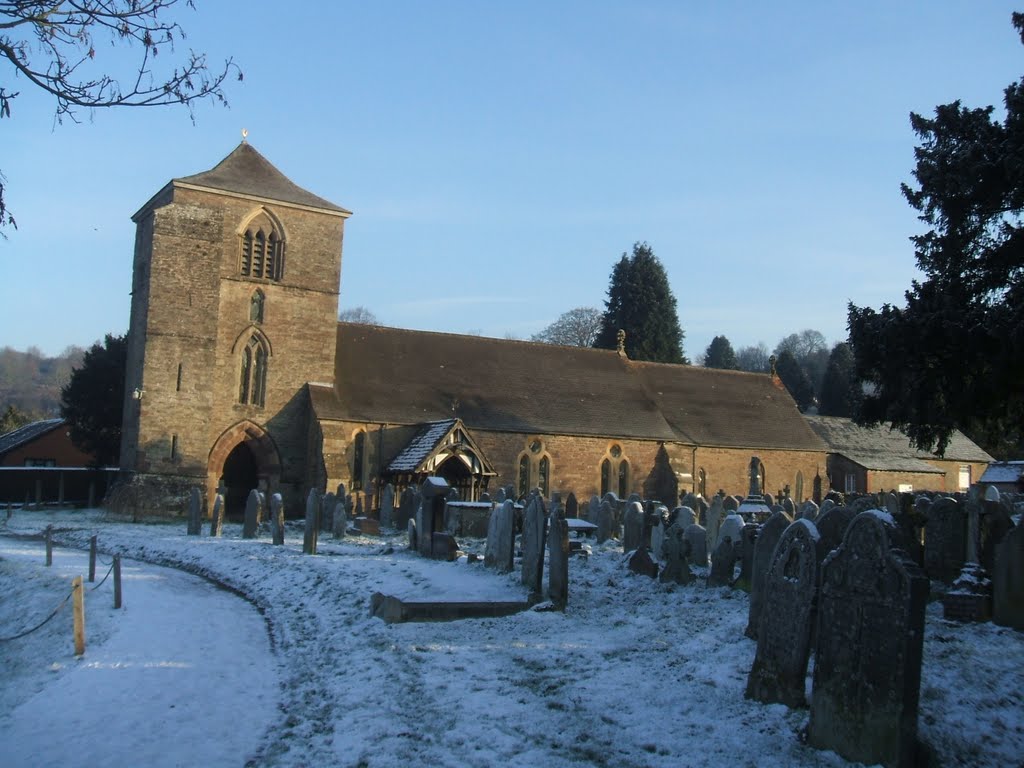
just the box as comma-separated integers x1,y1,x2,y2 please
0,345,86,429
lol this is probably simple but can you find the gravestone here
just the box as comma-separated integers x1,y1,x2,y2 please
187,487,203,536
302,489,319,555
885,492,900,519
818,498,836,516
243,489,261,539
430,532,459,561
672,506,696,529
209,493,225,537
268,493,284,545
396,486,417,530
333,501,347,538
417,477,451,558
485,500,515,573
597,499,616,544
587,495,600,525
746,518,820,707
808,512,929,768
495,487,507,504
707,537,737,587
679,493,701,513
684,523,708,567
407,518,417,550
706,496,725,556
660,522,694,585
623,501,645,552
923,496,965,584
723,495,739,513
981,498,1014,575
565,492,579,519
628,547,659,579
380,483,395,529
649,516,665,561
745,511,795,638
993,522,1024,630
733,523,759,592
717,514,745,552
798,499,819,522
782,497,795,517
814,506,855,566
320,492,336,533
521,496,547,595
547,510,569,610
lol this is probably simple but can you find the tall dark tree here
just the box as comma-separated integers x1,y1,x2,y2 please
0,1,240,230
60,334,126,466
774,350,814,411
818,342,860,418
595,242,687,363
774,329,830,400
848,12,1024,456
703,335,738,370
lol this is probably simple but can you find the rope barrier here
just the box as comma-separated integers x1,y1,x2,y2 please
0,588,74,642
91,560,116,591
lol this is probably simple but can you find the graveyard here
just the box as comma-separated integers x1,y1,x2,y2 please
0,476,1021,768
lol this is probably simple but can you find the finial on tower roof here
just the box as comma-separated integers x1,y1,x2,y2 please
241,128,249,143
616,329,627,357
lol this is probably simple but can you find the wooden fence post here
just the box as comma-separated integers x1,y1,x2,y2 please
72,576,85,656
88,535,97,582
113,556,122,609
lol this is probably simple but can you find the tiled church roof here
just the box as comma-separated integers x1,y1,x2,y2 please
174,143,350,214
318,323,827,452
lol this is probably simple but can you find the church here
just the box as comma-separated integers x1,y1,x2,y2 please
110,142,834,519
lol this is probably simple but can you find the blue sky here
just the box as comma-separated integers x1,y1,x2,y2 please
1,1,1021,359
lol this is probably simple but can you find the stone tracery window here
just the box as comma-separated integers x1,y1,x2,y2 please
238,334,268,407
538,455,550,497
599,443,630,498
239,214,284,281
618,459,630,498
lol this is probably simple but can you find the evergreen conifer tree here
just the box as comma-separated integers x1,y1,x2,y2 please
703,336,738,370
595,242,686,364
774,350,814,411
818,343,860,418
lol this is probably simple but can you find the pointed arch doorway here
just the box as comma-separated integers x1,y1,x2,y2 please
207,421,282,520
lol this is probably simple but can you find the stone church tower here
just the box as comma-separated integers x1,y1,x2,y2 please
115,143,349,516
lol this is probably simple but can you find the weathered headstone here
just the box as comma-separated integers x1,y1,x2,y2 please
302,489,319,555
565,492,578,519
320,491,336,533
814,506,855,566
333,501,347,538
547,510,569,609
495,486,507,503
707,537,737,587
430,532,459,561
745,511,795,638
587,495,601,525
993,522,1024,630
980,499,1014,574
923,496,965,584
798,499,819,522
723,495,740,513
808,512,929,768
597,499,616,544
187,487,203,536
746,518,821,707
782,497,795,517
717,513,744,552
733,523,759,592
521,496,547,595
684,523,708,567
243,488,261,539
672,506,696,529
209,493,224,537
627,547,659,579
660,523,694,585
622,501,644,552
270,493,285,545
649,516,665,561
396,486,418,530
485,499,515,573
407,518,417,550
706,496,724,555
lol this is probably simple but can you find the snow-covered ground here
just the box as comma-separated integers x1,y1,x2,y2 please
0,508,1020,768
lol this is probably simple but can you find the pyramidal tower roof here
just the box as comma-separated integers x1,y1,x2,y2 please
174,142,350,214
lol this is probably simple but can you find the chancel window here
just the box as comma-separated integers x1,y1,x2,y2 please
600,443,631,499
600,458,611,496
238,335,268,407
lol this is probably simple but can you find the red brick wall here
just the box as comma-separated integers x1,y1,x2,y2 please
1,426,95,467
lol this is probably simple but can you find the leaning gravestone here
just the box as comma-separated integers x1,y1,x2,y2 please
243,489,261,539
597,499,616,544
924,496,966,584
521,496,547,595
684,523,708,567
270,493,285,545
209,493,225,537
745,511,794,638
993,522,1024,630
623,502,645,552
302,489,319,555
379,483,395,529
187,487,203,536
485,499,515,573
660,522,693,585
333,501,347,539
547,509,569,610
808,512,929,768
745,519,820,707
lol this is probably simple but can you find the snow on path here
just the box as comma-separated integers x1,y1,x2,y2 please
0,536,279,768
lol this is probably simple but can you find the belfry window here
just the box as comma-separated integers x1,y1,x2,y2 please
238,335,268,407
240,226,284,281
